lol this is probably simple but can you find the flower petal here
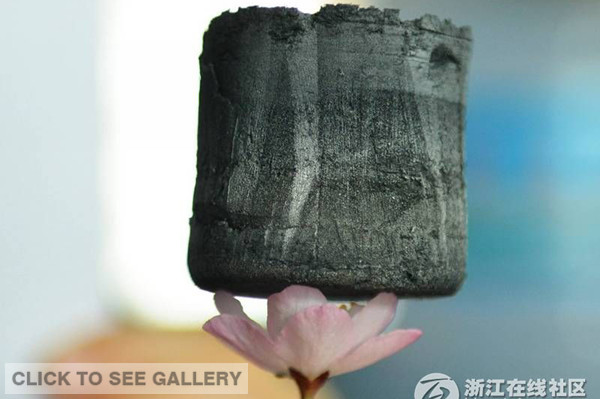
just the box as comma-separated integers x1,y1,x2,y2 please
274,304,355,379
329,329,422,376
351,292,398,344
347,302,365,317
214,291,247,318
203,314,287,375
267,285,327,338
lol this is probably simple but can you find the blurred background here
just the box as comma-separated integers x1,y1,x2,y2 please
1,0,599,398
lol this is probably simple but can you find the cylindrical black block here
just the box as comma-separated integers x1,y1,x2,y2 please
189,5,471,298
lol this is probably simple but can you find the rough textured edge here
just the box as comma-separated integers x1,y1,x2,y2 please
191,255,465,300
191,3,470,299
207,4,472,41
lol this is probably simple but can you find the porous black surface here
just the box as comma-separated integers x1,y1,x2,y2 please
188,4,471,298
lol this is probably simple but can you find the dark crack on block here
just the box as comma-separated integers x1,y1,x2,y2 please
188,4,472,299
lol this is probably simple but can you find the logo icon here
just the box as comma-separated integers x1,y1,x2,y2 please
415,373,459,399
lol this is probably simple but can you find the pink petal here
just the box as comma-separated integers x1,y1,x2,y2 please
347,302,365,317
329,329,422,376
267,285,327,338
214,291,247,318
274,304,355,379
351,292,398,345
203,314,287,375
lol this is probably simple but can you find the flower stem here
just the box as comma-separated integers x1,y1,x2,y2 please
290,369,329,399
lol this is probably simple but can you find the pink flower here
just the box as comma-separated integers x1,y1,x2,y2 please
203,285,422,398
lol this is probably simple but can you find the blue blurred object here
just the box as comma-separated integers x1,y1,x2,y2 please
335,1,600,398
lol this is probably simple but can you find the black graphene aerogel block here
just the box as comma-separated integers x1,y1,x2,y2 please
188,5,471,298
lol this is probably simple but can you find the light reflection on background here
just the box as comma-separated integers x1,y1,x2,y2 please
98,0,325,326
